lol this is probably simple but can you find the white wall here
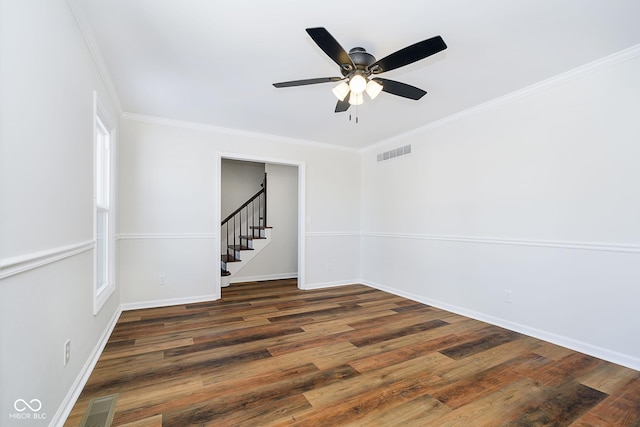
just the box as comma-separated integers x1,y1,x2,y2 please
220,159,265,220
118,117,361,306
0,0,120,424
360,51,640,369
232,162,299,282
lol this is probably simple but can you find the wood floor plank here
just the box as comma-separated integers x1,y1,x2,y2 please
438,329,523,360
64,280,640,427
350,319,449,347
162,364,358,426
199,352,322,387
350,393,452,427
507,380,608,426
99,337,195,360
576,361,640,394
569,394,640,426
290,375,438,426
348,333,460,373
211,393,312,427
429,352,551,410
303,352,449,408
113,364,320,425
529,351,606,387
428,377,548,426
434,336,542,382
108,375,204,422
116,415,162,427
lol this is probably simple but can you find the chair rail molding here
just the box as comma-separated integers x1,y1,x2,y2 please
117,233,217,240
306,231,361,237
361,232,640,254
0,240,95,280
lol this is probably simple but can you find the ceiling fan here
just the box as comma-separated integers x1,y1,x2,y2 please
273,27,447,113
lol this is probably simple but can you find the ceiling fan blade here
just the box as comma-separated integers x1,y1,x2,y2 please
335,98,351,113
373,78,427,100
306,27,354,70
370,36,447,73
273,77,343,88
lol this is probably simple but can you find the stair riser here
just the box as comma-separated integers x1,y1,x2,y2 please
224,229,271,277
239,237,253,249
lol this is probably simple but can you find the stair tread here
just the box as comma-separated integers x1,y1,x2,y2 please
221,254,240,262
249,226,273,230
239,235,267,240
228,245,254,251
221,269,231,276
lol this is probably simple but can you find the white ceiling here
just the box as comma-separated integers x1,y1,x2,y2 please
70,0,640,150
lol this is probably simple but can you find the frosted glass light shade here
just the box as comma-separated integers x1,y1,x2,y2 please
365,79,383,100
332,81,350,101
349,74,367,94
348,92,363,105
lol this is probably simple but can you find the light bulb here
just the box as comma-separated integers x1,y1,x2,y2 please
332,81,350,101
366,79,383,100
349,74,367,94
348,92,363,105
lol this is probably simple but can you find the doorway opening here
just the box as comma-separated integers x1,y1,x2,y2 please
216,153,305,294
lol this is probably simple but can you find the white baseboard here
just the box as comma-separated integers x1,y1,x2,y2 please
230,272,297,284
300,280,361,290
120,294,220,311
50,305,122,427
361,279,640,371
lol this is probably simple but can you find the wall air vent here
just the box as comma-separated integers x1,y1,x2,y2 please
377,145,411,162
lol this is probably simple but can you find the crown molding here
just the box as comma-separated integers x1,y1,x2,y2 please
364,44,640,153
120,112,359,153
66,0,122,114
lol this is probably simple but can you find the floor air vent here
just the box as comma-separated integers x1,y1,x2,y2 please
377,144,411,162
78,394,118,427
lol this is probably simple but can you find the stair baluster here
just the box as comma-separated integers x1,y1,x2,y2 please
221,173,268,276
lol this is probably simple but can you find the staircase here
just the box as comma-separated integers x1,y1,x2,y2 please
221,173,271,286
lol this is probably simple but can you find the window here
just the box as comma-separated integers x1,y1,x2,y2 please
94,93,114,314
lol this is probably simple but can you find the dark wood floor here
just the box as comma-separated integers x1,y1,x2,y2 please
65,279,640,426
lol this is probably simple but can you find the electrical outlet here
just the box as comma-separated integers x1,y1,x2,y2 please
325,264,332,272
504,290,513,304
159,274,167,285
64,339,71,366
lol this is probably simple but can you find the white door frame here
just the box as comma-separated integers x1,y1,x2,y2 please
215,151,305,294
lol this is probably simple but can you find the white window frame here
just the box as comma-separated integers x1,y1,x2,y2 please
94,92,115,314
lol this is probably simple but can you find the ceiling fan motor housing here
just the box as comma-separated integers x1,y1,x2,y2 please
341,47,376,75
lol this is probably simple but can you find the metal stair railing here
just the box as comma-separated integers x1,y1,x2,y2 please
221,173,267,265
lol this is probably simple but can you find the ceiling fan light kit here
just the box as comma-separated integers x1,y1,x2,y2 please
273,27,447,115
365,79,383,100
332,81,350,101
348,92,364,106
348,73,367,94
